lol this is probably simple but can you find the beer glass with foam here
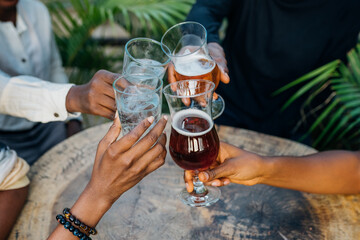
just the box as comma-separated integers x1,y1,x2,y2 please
163,79,221,207
161,22,225,119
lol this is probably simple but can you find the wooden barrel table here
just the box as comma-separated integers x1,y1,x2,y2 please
10,123,360,239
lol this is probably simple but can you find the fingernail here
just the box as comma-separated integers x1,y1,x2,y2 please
224,179,230,185
203,172,209,181
163,115,168,121
185,183,189,191
211,182,219,187
114,111,119,119
147,116,154,123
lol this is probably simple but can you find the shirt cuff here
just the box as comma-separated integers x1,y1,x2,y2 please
0,76,81,123
51,82,76,121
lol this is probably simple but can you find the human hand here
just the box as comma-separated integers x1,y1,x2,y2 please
85,114,168,207
208,42,230,85
167,42,230,88
48,114,168,238
65,70,119,120
184,142,265,192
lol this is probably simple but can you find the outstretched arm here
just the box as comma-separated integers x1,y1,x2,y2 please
185,142,360,194
48,115,168,239
0,70,118,122
262,150,360,194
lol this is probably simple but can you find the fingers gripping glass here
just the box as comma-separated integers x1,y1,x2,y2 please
113,72,163,137
161,21,225,119
163,79,221,207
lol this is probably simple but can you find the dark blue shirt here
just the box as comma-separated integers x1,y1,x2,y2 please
187,0,360,140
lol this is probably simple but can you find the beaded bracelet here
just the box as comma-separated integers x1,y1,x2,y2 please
56,214,92,240
63,208,98,235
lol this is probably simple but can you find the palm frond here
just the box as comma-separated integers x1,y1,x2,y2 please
102,0,194,38
280,66,338,111
47,0,194,76
276,42,360,150
273,60,340,96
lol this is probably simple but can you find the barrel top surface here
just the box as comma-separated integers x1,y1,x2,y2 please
10,123,360,240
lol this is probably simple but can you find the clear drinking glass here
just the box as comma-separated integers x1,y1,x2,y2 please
113,73,163,136
163,79,221,207
123,37,170,80
161,22,225,119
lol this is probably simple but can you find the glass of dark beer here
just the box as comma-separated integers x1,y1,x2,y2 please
163,79,221,207
161,22,225,119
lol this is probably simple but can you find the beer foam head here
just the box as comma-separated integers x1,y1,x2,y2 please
172,109,213,137
174,54,215,77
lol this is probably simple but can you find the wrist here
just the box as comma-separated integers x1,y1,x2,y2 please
66,86,81,113
260,156,277,184
70,183,113,228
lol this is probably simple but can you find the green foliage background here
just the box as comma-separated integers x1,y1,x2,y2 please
45,0,194,126
275,42,360,150
45,0,194,83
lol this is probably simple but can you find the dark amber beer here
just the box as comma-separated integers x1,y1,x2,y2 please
169,109,220,171
174,54,221,89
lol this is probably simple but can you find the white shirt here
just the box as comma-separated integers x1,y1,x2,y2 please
0,0,79,131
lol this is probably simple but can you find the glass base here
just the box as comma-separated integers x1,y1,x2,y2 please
212,94,225,120
179,186,221,207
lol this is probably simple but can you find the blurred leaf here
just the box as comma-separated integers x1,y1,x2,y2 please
273,60,340,96
103,0,194,38
46,0,194,82
276,42,360,150
280,67,336,111
312,104,344,147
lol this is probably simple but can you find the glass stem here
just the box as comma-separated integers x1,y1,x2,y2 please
192,172,208,196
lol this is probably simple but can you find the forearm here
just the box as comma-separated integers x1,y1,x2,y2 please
48,184,112,239
0,74,74,122
187,0,232,43
262,151,360,194
0,186,29,240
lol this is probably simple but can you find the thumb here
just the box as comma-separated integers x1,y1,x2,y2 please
198,162,231,182
219,65,230,84
94,112,121,168
97,112,121,154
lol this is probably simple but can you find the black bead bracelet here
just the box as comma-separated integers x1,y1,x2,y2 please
56,214,92,240
63,208,98,235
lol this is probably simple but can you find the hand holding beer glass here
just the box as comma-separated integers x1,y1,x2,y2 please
163,79,221,207
161,22,225,119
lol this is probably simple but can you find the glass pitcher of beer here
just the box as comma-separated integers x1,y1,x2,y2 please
161,21,225,119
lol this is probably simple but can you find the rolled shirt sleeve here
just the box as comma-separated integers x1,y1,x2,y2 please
0,73,79,123
0,0,81,126
0,146,30,191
